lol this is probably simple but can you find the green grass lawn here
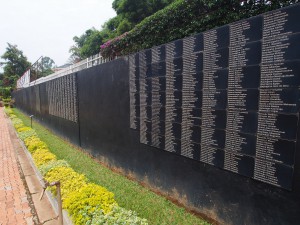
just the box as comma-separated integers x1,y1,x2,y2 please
13,108,210,225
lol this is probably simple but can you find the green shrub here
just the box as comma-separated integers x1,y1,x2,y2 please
100,0,297,58
18,129,37,140
2,97,13,107
64,183,116,225
10,114,20,120
0,87,11,99
12,118,24,128
39,160,70,176
87,204,148,225
4,107,13,116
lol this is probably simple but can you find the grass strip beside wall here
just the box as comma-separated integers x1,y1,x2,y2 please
12,108,210,225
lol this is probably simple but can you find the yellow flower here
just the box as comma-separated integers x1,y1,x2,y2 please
32,149,56,167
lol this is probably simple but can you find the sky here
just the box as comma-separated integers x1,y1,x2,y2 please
0,0,116,67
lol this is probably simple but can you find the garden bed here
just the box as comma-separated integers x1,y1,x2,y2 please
7,108,210,225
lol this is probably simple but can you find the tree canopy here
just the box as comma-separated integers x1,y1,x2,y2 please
69,28,107,61
112,0,175,24
69,0,299,61
0,43,56,98
0,43,30,88
30,56,56,80
41,56,56,76
69,0,176,61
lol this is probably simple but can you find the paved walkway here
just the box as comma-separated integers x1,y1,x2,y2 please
0,108,34,225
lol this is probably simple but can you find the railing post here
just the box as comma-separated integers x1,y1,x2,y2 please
40,180,63,225
57,181,63,225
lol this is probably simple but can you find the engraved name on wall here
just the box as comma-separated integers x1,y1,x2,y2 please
46,74,78,123
129,4,300,190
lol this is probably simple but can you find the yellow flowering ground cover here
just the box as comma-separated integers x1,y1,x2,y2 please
45,166,88,201
5,107,148,225
64,184,117,225
32,148,56,167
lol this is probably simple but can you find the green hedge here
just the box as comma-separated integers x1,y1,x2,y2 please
100,0,298,58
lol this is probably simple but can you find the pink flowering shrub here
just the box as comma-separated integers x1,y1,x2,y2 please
100,32,128,58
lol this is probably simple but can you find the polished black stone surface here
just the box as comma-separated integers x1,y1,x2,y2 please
128,4,300,191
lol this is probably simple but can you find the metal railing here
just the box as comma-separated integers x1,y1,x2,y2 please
30,53,114,86
17,53,114,89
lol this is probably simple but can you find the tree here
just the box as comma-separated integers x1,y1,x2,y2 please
41,56,55,76
69,28,109,61
69,28,97,61
80,31,105,58
112,0,175,24
105,16,122,32
30,56,56,80
0,43,30,88
68,0,176,60
117,18,134,34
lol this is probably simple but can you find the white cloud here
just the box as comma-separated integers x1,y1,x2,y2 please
0,0,116,66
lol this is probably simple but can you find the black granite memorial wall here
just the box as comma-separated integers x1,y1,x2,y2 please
13,4,300,225
14,76,80,145
129,3,300,191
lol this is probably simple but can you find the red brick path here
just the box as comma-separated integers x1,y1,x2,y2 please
0,108,33,225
